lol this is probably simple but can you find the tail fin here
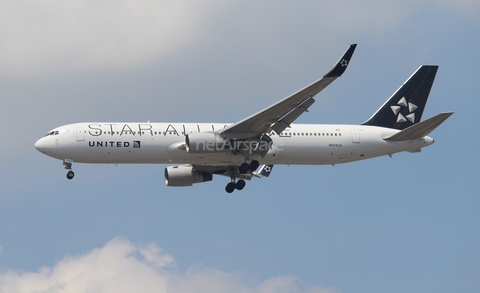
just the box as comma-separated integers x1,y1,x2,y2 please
362,66,438,130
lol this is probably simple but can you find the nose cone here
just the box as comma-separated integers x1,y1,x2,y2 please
35,138,45,153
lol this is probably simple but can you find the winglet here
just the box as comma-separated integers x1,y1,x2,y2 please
324,44,357,77
253,164,274,178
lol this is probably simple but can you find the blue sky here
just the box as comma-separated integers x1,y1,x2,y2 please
0,1,479,292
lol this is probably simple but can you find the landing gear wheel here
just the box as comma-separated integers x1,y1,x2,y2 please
239,163,250,174
66,170,75,180
249,160,260,171
236,179,246,190
225,182,236,193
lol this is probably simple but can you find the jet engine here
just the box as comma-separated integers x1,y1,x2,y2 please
164,165,213,186
185,132,229,153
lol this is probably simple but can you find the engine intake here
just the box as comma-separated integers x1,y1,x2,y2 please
164,165,213,186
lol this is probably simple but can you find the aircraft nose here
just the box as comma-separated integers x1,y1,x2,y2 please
35,138,45,153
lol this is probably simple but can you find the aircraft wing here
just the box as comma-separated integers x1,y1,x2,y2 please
220,44,357,140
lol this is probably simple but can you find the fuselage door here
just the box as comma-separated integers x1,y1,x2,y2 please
76,127,85,141
352,129,360,143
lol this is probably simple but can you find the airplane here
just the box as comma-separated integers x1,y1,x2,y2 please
35,44,453,193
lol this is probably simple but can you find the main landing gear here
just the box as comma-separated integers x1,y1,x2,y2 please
238,160,259,174
63,159,75,180
225,160,259,193
225,179,246,193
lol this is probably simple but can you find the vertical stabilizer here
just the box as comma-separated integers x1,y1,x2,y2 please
362,66,438,130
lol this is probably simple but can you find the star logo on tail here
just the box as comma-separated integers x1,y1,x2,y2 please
391,97,417,123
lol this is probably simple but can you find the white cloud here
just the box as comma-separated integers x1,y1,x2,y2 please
0,0,234,76
0,238,339,293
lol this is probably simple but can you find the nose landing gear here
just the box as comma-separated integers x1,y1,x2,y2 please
66,170,75,180
63,159,75,180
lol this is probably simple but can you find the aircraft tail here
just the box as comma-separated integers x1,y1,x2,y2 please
362,66,438,130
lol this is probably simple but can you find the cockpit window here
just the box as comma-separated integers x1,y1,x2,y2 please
44,131,60,136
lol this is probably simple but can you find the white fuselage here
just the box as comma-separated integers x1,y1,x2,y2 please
35,122,434,166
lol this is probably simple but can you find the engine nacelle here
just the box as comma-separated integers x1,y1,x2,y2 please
164,165,213,187
185,132,229,153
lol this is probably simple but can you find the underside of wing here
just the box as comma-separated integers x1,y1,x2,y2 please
192,165,254,180
220,44,357,140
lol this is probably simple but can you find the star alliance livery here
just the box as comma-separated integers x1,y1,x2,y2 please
35,44,453,193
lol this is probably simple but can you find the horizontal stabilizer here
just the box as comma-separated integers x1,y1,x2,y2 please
384,112,453,141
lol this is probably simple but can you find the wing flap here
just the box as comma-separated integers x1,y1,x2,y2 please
272,97,315,133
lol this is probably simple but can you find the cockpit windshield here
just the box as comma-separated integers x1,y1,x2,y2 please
44,131,59,137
